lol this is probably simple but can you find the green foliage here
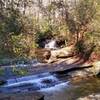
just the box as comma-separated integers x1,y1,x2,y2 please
11,34,26,57
0,0,100,60
76,0,96,24
65,0,96,42
75,39,96,61
12,68,28,76
75,40,86,55
0,7,38,59
0,8,23,58
0,8,22,36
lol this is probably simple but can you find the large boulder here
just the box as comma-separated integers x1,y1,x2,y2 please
0,80,6,86
50,45,74,58
77,94,100,100
92,61,100,75
45,45,74,63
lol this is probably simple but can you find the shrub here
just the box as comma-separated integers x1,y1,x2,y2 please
75,39,96,61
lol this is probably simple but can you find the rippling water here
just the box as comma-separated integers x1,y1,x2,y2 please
1,69,100,100
0,72,69,93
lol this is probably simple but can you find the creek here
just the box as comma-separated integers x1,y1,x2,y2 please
0,70,100,100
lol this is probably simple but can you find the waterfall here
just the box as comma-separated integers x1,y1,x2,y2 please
45,40,57,50
0,72,69,93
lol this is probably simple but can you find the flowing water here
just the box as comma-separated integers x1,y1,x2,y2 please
0,46,100,100
0,70,100,100
0,72,69,93
45,40,57,50
42,77,100,100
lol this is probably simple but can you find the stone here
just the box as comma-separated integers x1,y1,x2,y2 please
68,70,90,78
0,80,6,86
77,94,100,100
41,79,53,84
43,50,51,60
34,48,51,62
50,45,74,58
92,61,100,75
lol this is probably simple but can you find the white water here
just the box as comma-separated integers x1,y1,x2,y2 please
39,81,69,92
5,75,58,87
45,40,57,50
0,72,69,93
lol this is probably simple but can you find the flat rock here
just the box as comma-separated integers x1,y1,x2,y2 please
90,61,100,75
50,45,74,58
77,94,100,100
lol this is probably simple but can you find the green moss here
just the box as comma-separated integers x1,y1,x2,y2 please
12,68,28,76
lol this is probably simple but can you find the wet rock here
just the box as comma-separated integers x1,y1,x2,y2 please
67,61,100,80
92,61,100,75
77,94,100,100
43,50,51,60
0,80,6,86
41,79,53,84
67,69,94,83
68,70,93,78
38,96,44,100
50,45,74,58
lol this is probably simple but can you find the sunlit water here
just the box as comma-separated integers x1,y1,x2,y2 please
0,72,100,100
1,58,100,100
0,72,69,93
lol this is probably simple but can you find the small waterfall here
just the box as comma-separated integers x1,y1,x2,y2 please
45,40,57,50
0,72,69,93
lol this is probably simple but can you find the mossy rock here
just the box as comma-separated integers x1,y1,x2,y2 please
12,68,28,76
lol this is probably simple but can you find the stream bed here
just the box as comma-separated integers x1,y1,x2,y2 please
0,72,69,93
0,71,100,100
43,77,100,100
